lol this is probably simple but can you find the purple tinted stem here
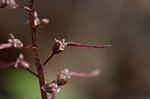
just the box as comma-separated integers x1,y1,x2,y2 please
69,69,101,78
0,43,12,50
17,5,31,11
67,42,111,48
0,61,13,70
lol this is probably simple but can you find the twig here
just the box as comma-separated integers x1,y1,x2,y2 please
42,53,55,67
16,5,31,11
27,68,39,78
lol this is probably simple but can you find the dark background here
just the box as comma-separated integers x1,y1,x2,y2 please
0,0,150,99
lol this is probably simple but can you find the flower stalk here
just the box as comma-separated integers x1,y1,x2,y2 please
28,0,47,99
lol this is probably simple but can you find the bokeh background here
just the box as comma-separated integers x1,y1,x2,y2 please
0,0,150,99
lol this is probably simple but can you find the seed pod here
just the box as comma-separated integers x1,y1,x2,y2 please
57,69,71,86
52,39,66,54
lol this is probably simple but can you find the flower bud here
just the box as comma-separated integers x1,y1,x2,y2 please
57,69,71,86
40,18,49,26
34,11,40,27
52,39,66,54
9,39,23,48
8,34,24,49
42,80,60,93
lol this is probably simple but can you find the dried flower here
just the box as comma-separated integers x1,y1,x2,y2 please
40,18,49,26
34,11,40,27
42,39,111,66
42,80,60,93
14,53,30,70
8,34,24,48
52,38,111,54
25,13,49,27
56,69,100,86
0,0,17,9
57,69,71,86
0,34,23,50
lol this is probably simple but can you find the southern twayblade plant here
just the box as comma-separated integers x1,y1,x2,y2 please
0,0,111,99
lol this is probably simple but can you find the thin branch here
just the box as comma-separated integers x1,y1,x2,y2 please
27,68,39,78
42,53,55,67
16,5,31,11
28,0,47,99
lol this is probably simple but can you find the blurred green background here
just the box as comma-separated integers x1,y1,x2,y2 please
1,0,150,99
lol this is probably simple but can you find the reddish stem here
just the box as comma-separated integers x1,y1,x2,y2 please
17,5,31,11
28,0,47,99
70,69,101,78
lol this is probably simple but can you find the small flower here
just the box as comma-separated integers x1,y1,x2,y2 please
42,80,61,93
14,53,30,70
0,0,17,9
25,13,49,27
52,38,111,54
57,69,71,86
8,34,24,49
42,39,111,66
34,11,40,27
0,0,6,8
0,34,23,50
57,69,100,86
52,39,66,54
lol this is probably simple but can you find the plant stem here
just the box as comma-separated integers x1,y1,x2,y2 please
42,52,55,67
27,68,39,78
28,0,47,99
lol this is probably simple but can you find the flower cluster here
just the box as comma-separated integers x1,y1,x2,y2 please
42,69,100,98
